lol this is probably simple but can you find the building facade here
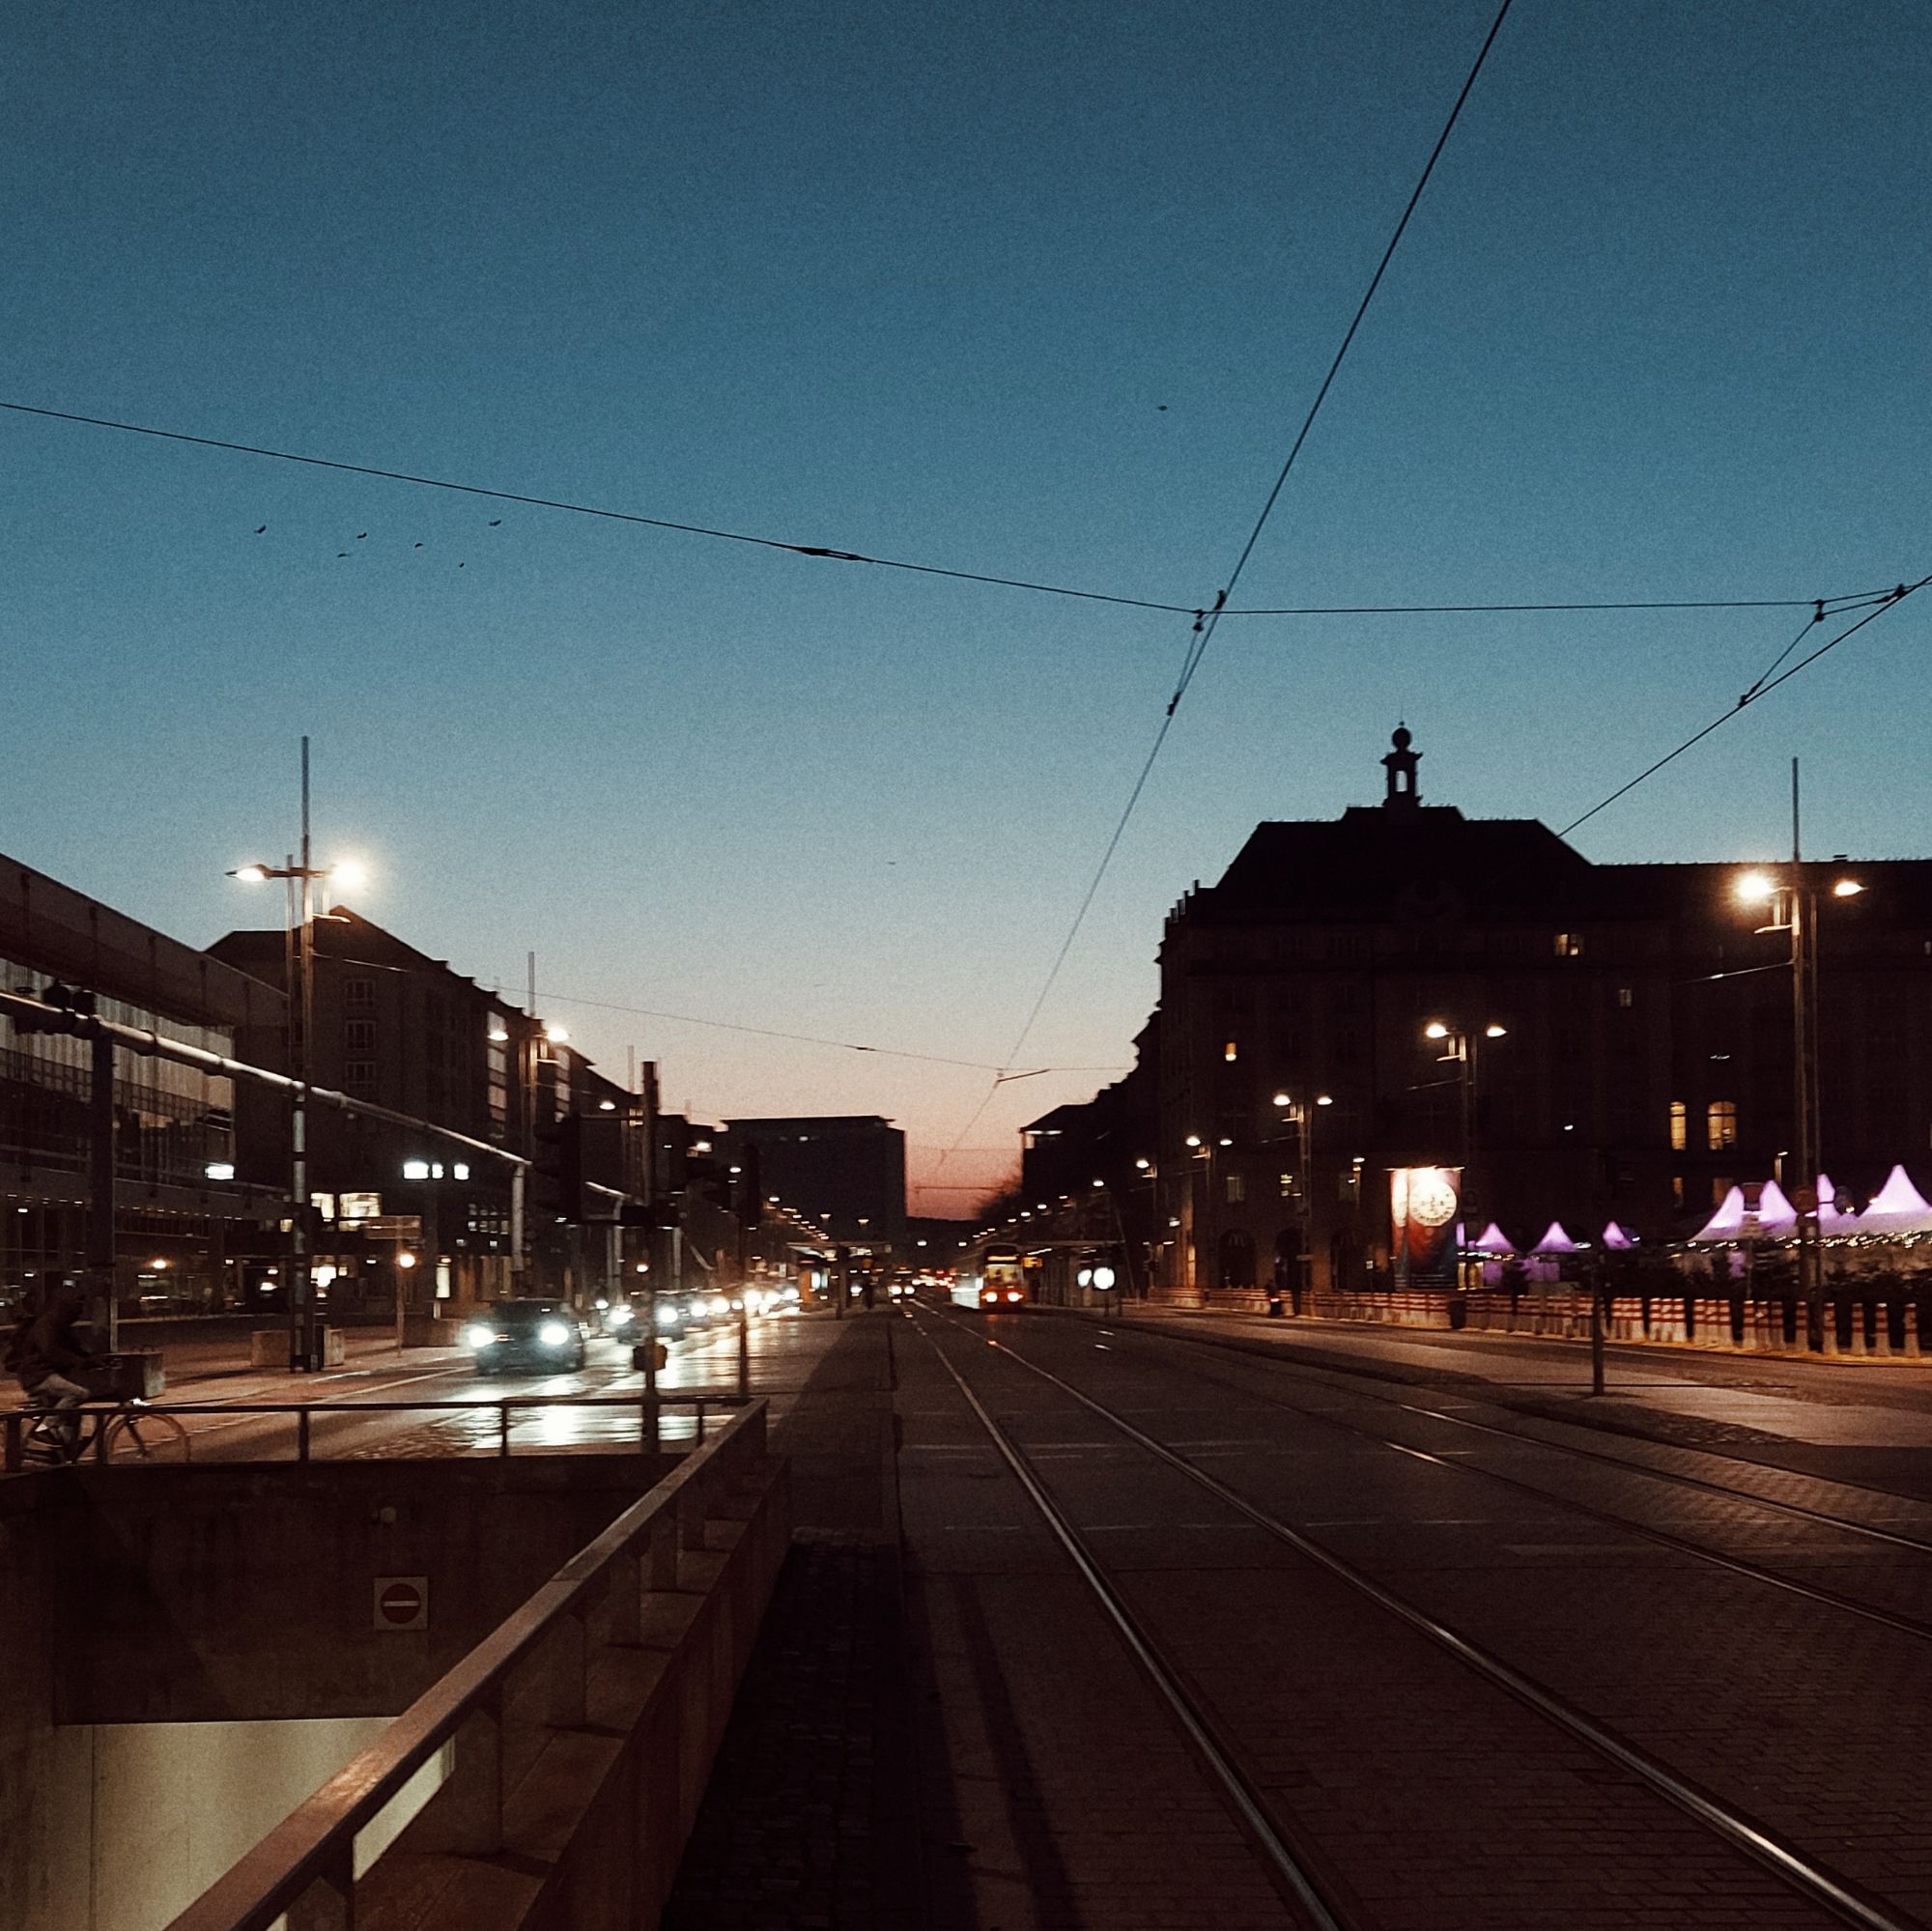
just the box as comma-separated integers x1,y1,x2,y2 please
1,853,286,1318
1002,732,1932,1302
209,910,653,1317
711,1115,907,1251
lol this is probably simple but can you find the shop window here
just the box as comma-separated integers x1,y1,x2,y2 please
1668,1101,1687,1151
1707,1100,1738,1150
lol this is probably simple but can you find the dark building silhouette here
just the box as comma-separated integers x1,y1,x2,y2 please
1023,732,1932,1300
712,1115,906,1250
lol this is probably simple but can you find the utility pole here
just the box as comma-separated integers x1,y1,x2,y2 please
89,1028,118,1349
1791,758,1824,1351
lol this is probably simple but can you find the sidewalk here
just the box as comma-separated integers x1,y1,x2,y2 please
1093,1300,1932,1493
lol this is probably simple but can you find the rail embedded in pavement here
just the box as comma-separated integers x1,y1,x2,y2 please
159,1397,771,1931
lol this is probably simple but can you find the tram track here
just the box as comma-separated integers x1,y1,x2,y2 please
1065,1318,1932,1643
909,1304,1923,1931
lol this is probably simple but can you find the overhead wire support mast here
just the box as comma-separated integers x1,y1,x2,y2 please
994,0,1518,1079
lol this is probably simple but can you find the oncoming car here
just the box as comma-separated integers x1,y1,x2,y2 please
462,1300,588,1373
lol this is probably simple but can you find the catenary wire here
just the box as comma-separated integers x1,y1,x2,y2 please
1560,580,1926,837
497,977,1124,1076
993,0,1517,1083
0,398,1862,625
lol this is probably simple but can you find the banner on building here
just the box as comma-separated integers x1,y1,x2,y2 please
1390,1165,1462,1287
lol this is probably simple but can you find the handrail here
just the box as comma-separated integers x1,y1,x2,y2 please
161,1398,769,1931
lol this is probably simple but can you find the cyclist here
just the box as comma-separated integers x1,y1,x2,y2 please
8,1280,94,1447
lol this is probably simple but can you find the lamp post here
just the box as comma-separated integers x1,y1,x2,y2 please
229,737,368,1372
1421,1020,1507,1223
1271,1092,1333,1308
1734,863,1862,1350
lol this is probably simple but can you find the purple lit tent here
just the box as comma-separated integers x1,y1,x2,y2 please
1855,1165,1932,1237
1601,1222,1637,1249
1531,1221,1579,1254
1468,1222,1514,1255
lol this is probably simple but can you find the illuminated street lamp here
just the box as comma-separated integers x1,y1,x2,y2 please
1270,1092,1333,1307
1422,1019,1507,1217
1732,855,1865,1347
229,735,373,1372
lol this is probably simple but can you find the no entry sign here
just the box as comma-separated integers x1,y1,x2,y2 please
373,1576,429,1632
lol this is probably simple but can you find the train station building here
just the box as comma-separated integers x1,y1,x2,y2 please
1019,730,1932,1300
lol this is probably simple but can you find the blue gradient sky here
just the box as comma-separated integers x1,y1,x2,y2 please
4,2,1927,1211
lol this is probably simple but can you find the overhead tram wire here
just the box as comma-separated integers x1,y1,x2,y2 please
1560,578,1927,838
992,0,1518,1083
497,979,1122,1077
0,399,1866,626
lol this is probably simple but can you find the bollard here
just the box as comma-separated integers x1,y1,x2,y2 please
737,1303,751,1402
498,1402,511,1458
297,1407,312,1464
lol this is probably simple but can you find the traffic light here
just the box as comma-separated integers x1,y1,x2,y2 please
7,981,97,1035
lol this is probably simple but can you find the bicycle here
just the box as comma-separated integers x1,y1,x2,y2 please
13,1396,192,1467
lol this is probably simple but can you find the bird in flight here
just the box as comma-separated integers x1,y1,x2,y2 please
356,532,368,540
254,524,268,534
488,519,502,527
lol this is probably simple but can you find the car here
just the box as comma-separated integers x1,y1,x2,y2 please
604,1292,689,1341
461,1300,588,1374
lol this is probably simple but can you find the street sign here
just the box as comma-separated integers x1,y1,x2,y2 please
373,1576,429,1631
1791,1186,1819,1213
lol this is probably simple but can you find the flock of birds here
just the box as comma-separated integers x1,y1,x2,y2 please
250,515,505,567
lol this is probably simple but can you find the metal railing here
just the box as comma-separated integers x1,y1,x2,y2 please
162,1399,771,1931
1,1388,764,1472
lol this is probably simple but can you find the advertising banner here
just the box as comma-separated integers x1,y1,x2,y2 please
1390,1165,1463,1287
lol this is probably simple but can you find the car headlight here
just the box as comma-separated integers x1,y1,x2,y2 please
710,1295,730,1318
538,1320,571,1348
463,1322,498,1349
608,1304,635,1325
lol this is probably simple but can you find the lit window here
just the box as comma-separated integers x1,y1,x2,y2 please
1223,1039,1238,1063
1707,1101,1738,1150
1554,931,1583,957
1671,1175,1685,1207
1224,1173,1245,1205
1617,986,1634,1008
1713,1176,1734,1206
1668,1101,1687,1151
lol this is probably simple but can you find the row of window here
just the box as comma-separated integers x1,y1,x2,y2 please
1671,1099,1737,1150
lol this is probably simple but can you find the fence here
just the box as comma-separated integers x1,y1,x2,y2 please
1309,1285,1932,1356
1,1388,756,1472
161,1399,778,1931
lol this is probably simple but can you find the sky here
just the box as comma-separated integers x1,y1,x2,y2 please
3,1,1927,1214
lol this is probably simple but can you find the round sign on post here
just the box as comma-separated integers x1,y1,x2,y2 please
374,1576,428,1631
1791,1186,1819,1214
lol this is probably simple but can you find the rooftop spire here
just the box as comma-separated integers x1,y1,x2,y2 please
1381,724,1420,810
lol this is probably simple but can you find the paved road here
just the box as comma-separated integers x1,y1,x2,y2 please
671,1303,1932,1930
14,1312,819,1462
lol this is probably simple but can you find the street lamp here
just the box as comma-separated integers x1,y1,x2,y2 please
1732,860,1863,1348
1421,1020,1507,1220
229,735,373,1373
1270,1092,1333,1308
